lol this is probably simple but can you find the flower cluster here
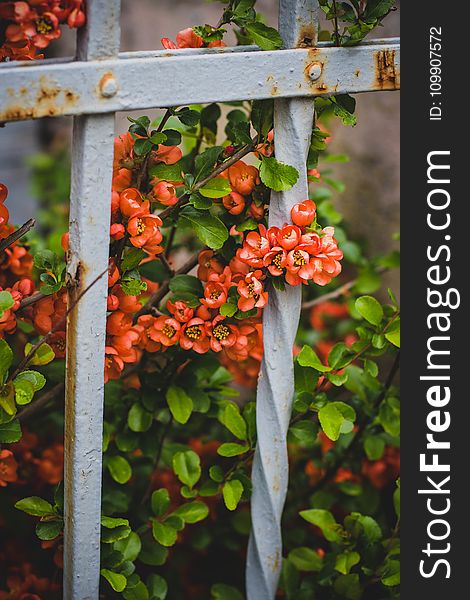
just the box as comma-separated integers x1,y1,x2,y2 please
0,0,85,61
237,199,343,287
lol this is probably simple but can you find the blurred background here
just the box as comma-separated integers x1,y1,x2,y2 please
0,0,399,292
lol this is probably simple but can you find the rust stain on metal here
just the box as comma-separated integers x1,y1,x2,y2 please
297,24,317,48
0,76,79,122
374,49,399,90
355,69,361,77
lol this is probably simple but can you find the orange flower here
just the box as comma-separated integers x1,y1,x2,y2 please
152,181,178,206
153,145,183,167
237,271,268,312
207,315,238,353
197,250,224,281
200,281,228,310
152,315,181,347
222,192,245,215
167,299,194,323
105,346,124,383
0,450,18,487
119,187,150,218
34,443,64,485
291,199,316,227
127,214,163,254
136,315,162,353
226,160,260,196
180,318,210,354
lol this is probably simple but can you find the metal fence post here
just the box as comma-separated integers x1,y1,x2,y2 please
246,1,319,598
63,1,121,598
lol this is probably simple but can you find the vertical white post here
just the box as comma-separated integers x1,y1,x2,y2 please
246,1,319,598
63,2,121,598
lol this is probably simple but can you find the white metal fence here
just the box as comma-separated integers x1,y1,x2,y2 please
0,1,400,598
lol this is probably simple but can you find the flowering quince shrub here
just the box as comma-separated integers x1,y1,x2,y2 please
0,1,400,598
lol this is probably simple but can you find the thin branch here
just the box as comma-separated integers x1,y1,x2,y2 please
332,0,340,45
134,251,201,321
18,382,65,422
301,267,388,310
19,291,47,311
141,416,173,504
10,267,108,380
0,218,35,253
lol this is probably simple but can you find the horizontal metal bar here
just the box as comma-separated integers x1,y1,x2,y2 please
0,39,399,122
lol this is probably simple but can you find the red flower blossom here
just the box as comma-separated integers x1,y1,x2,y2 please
0,450,18,487
180,318,210,354
151,315,181,347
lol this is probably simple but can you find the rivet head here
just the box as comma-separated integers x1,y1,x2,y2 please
100,73,118,98
307,62,322,81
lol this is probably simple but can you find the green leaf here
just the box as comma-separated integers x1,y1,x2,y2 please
166,385,193,424
114,531,141,562
245,22,284,50
259,156,299,192
334,574,362,600
251,99,274,138
134,138,154,157
169,275,203,297
180,206,229,250
14,370,46,392
123,580,149,600
147,574,168,600
173,501,209,524
222,479,243,511
297,345,331,372
25,342,55,365
0,383,15,415
299,509,343,542
381,558,400,586
355,296,383,326
15,496,54,517
335,551,360,575
172,450,201,488
211,583,244,600
108,456,132,484
101,569,127,593
148,160,184,182
220,302,237,317
151,489,170,517
364,436,385,460
13,378,35,406
385,318,400,347
288,420,318,447
36,519,63,541
175,107,200,126
0,339,13,381
318,402,356,441
149,132,167,146
101,516,130,529
128,403,153,432
139,537,168,566
364,0,395,20
288,547,323,572
194,146,224,182
217,442,249,457
0,418,21,443
0,291,14,318
199,177,232,199
218,402,247,440
209,465,224,482
152,520,177,547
